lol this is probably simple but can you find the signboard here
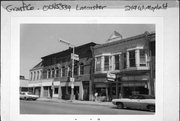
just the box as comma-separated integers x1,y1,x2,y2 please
71,83,74,88
71,53,79,61
107,72,116,81
70,77,75,82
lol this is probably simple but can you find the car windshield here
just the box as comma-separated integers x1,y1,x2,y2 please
20,92,25,95
27,92,33,95
129,95,155,99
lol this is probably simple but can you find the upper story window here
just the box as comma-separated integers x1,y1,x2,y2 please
52,69,55,78
122,53,126,69
30,72,33,81
34,72,36,80
48,69,51,78
104,56,110,71
140,49,146,66
74,64,79,76
95,56,101,72
129,50,136,67
126,48,148,68
113,54,120,70
80,63,84,75
62,66,66,77
37,71,39,80
55,67,59,77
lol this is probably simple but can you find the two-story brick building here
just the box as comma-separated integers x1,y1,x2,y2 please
28,42,97,100
92,32,155,101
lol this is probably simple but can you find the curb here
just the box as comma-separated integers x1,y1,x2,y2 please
37,98,113,107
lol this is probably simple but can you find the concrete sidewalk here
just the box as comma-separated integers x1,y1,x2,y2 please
37,98,113,107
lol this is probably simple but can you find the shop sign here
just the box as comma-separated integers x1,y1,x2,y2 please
107,72,116,81
71,83,74,88
71,53,79,61
70,77,75,82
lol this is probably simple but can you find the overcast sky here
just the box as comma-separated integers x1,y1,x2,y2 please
20,24,155,79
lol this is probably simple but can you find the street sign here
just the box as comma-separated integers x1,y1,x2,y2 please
107,72,116,81
70,77,75,82
71,83,74,88
71,53,79,61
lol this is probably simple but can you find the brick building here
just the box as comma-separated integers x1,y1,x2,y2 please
92,32,155,101
28,42,97,100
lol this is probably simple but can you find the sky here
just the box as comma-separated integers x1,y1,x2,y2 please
20,24,155,79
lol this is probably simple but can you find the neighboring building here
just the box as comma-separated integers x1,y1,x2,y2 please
28,42,97,100
92,32,155,101
20,75,29,92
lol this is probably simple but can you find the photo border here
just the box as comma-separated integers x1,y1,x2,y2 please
9,17,163,121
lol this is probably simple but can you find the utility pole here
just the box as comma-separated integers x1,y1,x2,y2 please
59,39,75,101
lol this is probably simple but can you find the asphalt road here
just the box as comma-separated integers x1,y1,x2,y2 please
20,100,154,114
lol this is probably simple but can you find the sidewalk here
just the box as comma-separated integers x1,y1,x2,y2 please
37,97,113,107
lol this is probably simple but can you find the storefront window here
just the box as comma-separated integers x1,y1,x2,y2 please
140,49,146,66
95,57,101,72
129,50,136,67
104,56,109,71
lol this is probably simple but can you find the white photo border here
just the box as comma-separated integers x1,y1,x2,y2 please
10,17,163,121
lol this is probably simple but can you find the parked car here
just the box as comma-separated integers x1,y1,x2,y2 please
20,92,39,101
112,94,155,112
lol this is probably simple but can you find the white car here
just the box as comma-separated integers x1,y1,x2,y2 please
112,94,155,112
20,92,39,101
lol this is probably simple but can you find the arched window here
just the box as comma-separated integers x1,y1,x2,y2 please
37,71,39,80
48,69,51,78
80,63,84,75
52,68,55,78
62,66,66,77
34,71,36,80
55,67,59,77
74,64,79,76
30,72,33,81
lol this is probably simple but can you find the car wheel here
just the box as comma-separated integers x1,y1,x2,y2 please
117,103,124,109
148,105,155,112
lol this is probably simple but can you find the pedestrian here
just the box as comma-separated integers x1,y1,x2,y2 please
94,92,98,102
119,93,122,99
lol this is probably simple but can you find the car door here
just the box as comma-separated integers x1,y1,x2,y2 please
126,95,140,109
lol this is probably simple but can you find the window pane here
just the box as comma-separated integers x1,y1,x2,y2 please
140,49,146,66
96,57,101,71
74,65,78,75
104,56,109,71
48,70,51,78
62,67,66,77
80,63,84,75
52,69,55,78
114,55,120,70
129,50,136,67
123,53,126,69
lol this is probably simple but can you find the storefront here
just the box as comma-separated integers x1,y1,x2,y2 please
93,72,149,101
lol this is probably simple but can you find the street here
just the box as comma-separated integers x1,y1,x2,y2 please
20,100,154,114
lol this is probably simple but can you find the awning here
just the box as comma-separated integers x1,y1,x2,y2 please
122,82,147,87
